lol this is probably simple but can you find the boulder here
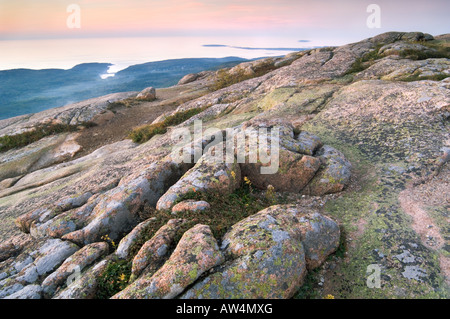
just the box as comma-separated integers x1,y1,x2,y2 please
130,219,187,280
178,73,200,85
53,258,113,299
240,148,321,192
171,200,210,213
156,151,241,211
113,224,224,299
182,205,340,299
136,87,156,101
41,242,109,298
115,218,157,260
303,145,352,196
236,122,323,192
294,131,323,155
62,157,192,245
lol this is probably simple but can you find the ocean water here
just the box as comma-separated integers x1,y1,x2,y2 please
0,36,334,72
0,36,343,120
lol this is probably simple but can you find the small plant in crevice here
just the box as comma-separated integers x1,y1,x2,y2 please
96,258,132,299
134,179,279,252
101,234,117,250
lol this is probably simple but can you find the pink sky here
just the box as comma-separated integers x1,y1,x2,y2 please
0,0,449,41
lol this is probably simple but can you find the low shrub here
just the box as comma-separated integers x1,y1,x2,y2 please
128,107,206,144
96,258,132,299
210,59,277,91
399,47,450,60
127,122,167,144
0,122,95,152
345,45,384,75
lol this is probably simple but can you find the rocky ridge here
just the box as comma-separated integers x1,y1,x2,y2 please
0,31,449,299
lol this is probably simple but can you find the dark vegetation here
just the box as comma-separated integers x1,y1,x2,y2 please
210,59,278,91
0,122,96,152
128,106,207,143
345,41,450,79
345,44,384,75
96,259,132,299
95,180,280,299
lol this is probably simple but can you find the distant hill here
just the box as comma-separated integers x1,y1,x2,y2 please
0,57,248,120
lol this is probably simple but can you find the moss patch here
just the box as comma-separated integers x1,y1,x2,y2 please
297,123,448,299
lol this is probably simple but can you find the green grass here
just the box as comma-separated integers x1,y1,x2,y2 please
399,73,450,82
96,258,132,299
345,45,384,75
0,122,96,153
135,182,276,249
399,47,450,60
127,122,168,144
128,106,207,143
95,181,279,299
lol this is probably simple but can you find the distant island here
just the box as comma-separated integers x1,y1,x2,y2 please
0,57,248,120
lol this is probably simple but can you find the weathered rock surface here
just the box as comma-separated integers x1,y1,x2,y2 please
0,238,79,298
130,219,187,280
136,87,156,101
4,284,42,299
113,224,224,299
303,145,352,196
53,258,113,299
61,157,192,245
41,242,108,298
171,200,210,213
236,122,324,192
1,31,449,299
156,151,241,211
0,92,138,138
115,218,157,260
181,205,339,298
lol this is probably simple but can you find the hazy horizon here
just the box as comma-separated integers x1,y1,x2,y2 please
1,0,449,71
0,35,327,72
